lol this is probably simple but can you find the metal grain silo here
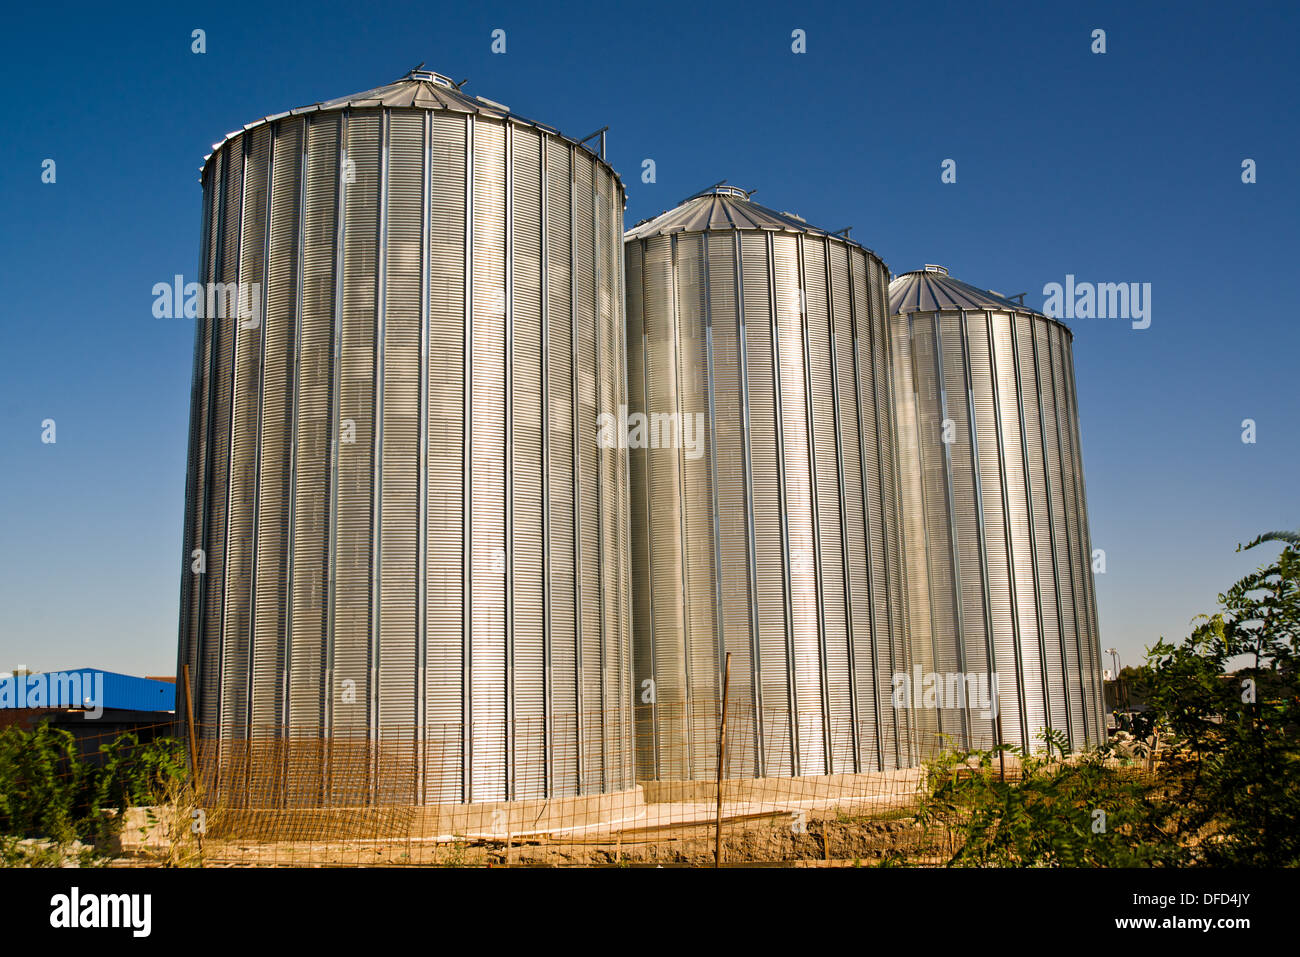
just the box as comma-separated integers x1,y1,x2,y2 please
625,185,916,781
176,69,633,805
889,266,1105,756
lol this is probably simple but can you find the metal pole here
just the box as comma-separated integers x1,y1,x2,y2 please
1111,649,1126,712
715,651,731,868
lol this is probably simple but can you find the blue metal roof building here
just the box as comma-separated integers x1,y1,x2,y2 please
0,669,175,712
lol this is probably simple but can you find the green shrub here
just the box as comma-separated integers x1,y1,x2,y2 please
1139,534,1300,865
915,737,1182,867
912,532,1300,868
0,724,189,848
0,723,87,842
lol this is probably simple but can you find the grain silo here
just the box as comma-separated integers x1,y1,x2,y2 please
889,266,1106,756
176,69,633,806
624,185,916,781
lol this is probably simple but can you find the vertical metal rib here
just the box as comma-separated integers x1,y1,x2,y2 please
797,235,833,774
176,163,214,743
906,310,946,751
617,186,634,792
324,113,347,765
734,231,764,777
569,143,585,792
1064,341,1102,742
986,312,1029,748
416,109,430,796
866,261,898,766
878,272,910,765
246,124,276,744
218,133,250,745
1048,328,1088,745
825,241,861,771
669,233,693,776
461,114,474,801
785,235,826,774
593,161,608,791
1009,310,1052,744
849,251,883,772
702,237,726,766
371,108,389,795
192,150,227,735
960,309,1000,749
281,117,307,768
933,312,971,748
539,133,553,795
767,231,799,775
504,122,515,800
1031,318,1073,748
637,241,659,780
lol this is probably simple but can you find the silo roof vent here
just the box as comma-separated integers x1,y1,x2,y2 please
403,65,459,87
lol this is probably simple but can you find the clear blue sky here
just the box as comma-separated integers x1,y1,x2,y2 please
0,0,1295,677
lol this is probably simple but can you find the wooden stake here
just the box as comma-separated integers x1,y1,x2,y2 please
715,652,731,869
996,706,1006,783
182,664,202,796
182,663,205,862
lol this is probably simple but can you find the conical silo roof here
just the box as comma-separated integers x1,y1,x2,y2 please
625,185,883,260
889,266,1044,317
200,67,612,182
316,70,498,114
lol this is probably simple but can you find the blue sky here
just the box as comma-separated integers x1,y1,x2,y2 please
0,0,1296,677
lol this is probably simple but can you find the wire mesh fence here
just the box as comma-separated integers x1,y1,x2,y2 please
141,702,946,866
9,705,1140,867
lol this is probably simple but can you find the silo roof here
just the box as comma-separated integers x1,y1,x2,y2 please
889,267,1045,317
200,68,617,185
625,185,884,262
316,72,502,114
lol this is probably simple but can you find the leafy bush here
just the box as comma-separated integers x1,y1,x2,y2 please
912,532,1300,868
0,724,189,847
0,723,86,843
1139,533,1300,865
915,736,1182,867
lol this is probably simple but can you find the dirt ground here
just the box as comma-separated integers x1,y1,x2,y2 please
111,806,954,867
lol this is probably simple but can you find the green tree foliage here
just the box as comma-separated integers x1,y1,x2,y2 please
0,725,188,846
914,532,1299,867
915,735,1180,867
1142,534,1300,865
0,723,86,843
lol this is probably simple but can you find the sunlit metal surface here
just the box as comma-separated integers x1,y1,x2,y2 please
889,267,1106,756
626,188,916,780
177,71,633,805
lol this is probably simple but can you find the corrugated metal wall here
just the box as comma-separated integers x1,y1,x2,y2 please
626,229,915,780
892,305,1106,755
178,106,633,805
